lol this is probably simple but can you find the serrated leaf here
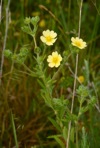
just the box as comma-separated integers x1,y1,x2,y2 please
22,26,31,33
88,96,96,106
66,108,78,121
31,16,40,25
77,85,89,98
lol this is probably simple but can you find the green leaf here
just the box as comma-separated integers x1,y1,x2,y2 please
79,107,89,115
4,49,13,59
24,17,31,24
66,108,78,121
77,85,89,98
62,126,68,141
52,98,69,119
31,16,40,25
21,26,33,36
20,47,29,55
53,98,68,109
87,96,96,108
81,127,90,148
37,79,45,88
48,117,61,132
70,127,75,142
48,135,65,148
79,96,96,115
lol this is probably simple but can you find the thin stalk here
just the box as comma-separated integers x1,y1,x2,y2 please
66,1,83,148
68,0,71,30
0,0,2,23
11,111,18,148
0,0,11,85
33,36,37,48
75,122,79,148
66,54,79,148
91,0,100,15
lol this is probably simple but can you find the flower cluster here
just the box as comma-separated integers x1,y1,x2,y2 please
40,30,87,68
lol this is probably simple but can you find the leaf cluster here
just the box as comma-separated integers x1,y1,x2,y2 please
4,47,29,64
21,16,40,37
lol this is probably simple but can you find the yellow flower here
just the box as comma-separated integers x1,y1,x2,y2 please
47,51,62,68
40,30,57,46
78,76,85,83
31,11,40,16
39,19,46,28
71,37,87,49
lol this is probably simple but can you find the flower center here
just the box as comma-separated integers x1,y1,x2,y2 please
52,57,58,64
75,41,82,47
46,36,52,42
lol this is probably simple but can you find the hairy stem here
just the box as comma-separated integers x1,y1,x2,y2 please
66,1,83,147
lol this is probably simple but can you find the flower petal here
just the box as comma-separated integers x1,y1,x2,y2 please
48,62,55,68
43,30,50,37
50,31,57,38
47,55,53,62
52,51,58,57
40,36,46,43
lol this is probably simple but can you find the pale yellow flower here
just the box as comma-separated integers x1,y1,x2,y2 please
40,30,57,46
47,51,62,68
78,76,85,83
71,37,87,49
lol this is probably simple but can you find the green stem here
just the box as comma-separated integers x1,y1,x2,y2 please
11,111,18,148
36,54,53,107
75,122,79,148
33,36,37,48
